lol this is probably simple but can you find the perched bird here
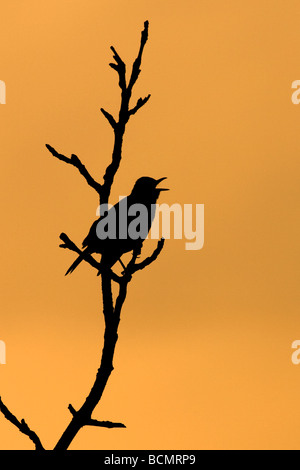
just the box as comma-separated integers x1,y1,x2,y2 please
65,176,168,275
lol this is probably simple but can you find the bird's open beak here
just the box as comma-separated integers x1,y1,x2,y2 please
156,177,169,191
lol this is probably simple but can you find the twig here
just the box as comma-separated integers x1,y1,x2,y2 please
2,20,165,453
128,21,149,91
101,21,150,203
100,108,117,129
68,403,126,428
88,419,126,429
68,404,77,416
109,46,126,91
45,144,102,195
129,238,165,274
59,233,101,272
129,94,151,116
0,397,44,450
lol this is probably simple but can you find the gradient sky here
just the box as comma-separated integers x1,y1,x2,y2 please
0,0,299,450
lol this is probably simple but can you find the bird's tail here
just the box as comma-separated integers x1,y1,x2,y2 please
65,248,89,275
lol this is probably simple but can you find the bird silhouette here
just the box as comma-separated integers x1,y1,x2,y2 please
65,176,168,275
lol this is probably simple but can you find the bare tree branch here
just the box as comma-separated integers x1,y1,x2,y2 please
113,278,128,321
101,21,150,204
101,270,114,323
39,20,164,451
68,404,77,416
0,397,44,451
130,238,165,274
88,419,126,429
129,94,151,116
100,108,117,129
68,404,126,428
45,144,102,195
2,20,165,453
109,46,126,91
59,233,123,284
59,233,101,272
128,21,149,91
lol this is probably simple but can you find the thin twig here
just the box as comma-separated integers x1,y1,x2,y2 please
59,233,101,272
68,403,125,428
128,21,149,91
109,46,126,91
88,419,126,429
68,404,77,416
0,397,44,450
130,238,165,274
45,144,102,195
100,108,117,129
129,94,151,116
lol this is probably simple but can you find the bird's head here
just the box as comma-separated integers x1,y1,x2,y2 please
131,176,169,201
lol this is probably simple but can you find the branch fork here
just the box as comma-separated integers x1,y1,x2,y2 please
68,404,126,429
0,397,44,451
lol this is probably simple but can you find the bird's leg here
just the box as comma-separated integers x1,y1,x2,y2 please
134,240,143,259
118,258,126,270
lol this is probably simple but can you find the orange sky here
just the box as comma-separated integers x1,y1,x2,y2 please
0,0,299,450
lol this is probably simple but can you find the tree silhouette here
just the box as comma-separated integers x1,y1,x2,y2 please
0,20,165,451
